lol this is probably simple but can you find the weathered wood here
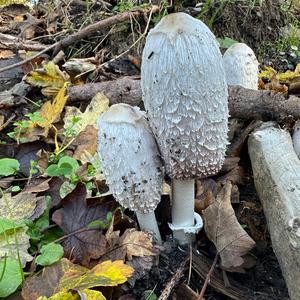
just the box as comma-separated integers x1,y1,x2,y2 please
68,78,300,121
68,77,142,107
248,122,300,300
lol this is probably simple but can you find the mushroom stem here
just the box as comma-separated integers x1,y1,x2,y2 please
171,179,195,244
136,211,162,244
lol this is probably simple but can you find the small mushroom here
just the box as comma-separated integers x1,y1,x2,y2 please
222,42,259,90
141,13,229,244
97,103,163,243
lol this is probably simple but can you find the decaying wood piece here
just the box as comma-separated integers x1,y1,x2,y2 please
248,122,300,300
68,78,300,121
228,86,300,121
68,77,142,106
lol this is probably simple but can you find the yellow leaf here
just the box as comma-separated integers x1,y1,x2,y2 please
38,83,69,128
78,289,106,300
0,0,29,7
26,61,70,96
259,66,277,79
59,260,134,291
37,291,78,300
64,93,109,135
91,260,134,282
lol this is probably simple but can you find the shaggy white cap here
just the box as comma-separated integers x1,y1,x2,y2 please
141,12,229,180
97,103,163,213
222,42,259,90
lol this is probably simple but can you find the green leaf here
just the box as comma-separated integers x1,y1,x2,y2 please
87,220,107,229
0,158,20,176
11,186,21,192
143,290,157,300
217,37,238,49
36,243,64,266
0,218,24,234
45,165,62,177
58,157,79,173
0,258,23,298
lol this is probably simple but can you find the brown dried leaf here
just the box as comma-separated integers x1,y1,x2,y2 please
72,125,97,163
52,183,116,266
119,229,157,260
195,179,217,212
203,181,255,268
0,50,15,59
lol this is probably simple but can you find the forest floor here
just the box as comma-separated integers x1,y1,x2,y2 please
0,0,300,299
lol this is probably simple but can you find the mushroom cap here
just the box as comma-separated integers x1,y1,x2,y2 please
222,43,259,90
141,12,229,180
97,103,162,213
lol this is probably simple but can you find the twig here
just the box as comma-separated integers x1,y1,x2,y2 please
0,6,159,75
53,5,159,55
98,5,155,69
0,43,57,74
158,258,188,300
197,253,219,300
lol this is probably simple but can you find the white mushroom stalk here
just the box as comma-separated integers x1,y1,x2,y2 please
141,12,229,244
222,42,259,90
97,103,163,243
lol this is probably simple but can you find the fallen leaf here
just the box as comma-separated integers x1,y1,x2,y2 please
202,181,255,268
38,83,68,129
22,258,132,299
37,291,77,300
52,183,116,266
0,192,46,221
59,260,134,291
119,229,157,260
0,50,15,59
22,259,81,300
25,61,70,97
72,125,97,162
0,225,33,267
64,92,109,136
22,178,51,194
0,0,29,8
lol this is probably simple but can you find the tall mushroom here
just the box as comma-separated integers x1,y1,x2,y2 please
141,13,229,244
97,103,163,243
222,42,259,90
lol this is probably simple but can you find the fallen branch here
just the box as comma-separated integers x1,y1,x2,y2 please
248,122,300,300
53,5,159,55
0,33,47,51
68,78,300,121
68,77,142,106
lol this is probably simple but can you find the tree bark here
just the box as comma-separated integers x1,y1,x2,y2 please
248,122,300,300
68,78,300,121
68,77,143,107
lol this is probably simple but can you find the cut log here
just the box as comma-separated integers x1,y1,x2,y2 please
248,122,300,300
68,78,300,121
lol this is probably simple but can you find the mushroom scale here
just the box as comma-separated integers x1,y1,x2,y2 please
222,42,259,90
97,103,163,214
141,12,229,180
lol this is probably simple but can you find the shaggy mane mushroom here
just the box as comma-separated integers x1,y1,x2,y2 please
141,12,229,244
97,103,163,243
222,42,259,90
